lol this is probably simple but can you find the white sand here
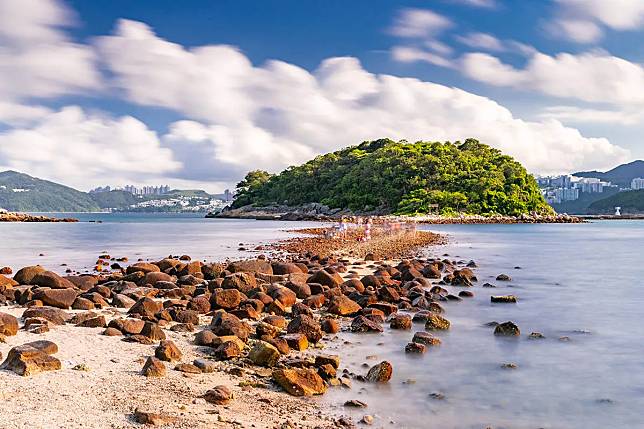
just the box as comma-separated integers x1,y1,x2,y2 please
0,306,334,429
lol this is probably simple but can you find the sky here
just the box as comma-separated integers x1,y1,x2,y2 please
1,0,643,192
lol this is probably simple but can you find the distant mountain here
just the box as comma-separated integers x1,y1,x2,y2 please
0,171,100,212
574,160,644,187
0,170,220,212
588,190,644,214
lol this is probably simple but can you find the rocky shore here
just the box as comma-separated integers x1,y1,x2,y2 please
0,226,526,428
210,203,582,224
0,211,78,222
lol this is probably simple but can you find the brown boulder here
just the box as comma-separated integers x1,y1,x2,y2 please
327,295,361,316
22,306,69,325
155,340,182,362
126,262,160,275
366,361,392,383
33,289,77,309
13,265,45,285
0,340,61,376
203,386,234,405
221,272,257,293
128,297,162,318
210,288,242,310
287,315,323,343
0,312,19,336
272,368,327,396
142,356,166,377
227,260,273,275
31,271,75,289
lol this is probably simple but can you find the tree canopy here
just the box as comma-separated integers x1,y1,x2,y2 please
232,138,552,216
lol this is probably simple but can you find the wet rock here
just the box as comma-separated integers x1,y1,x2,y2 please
494,321,520,336
360,415,374,425
315,354,340,369
155,340,182,362
0,340,61,376
501,362,518,369
491,295,517,303
482,283,496,288
0,312,19,336
496,274,512,281
405,342,426,353
424,313,450,330
351,316,383,333
412,331,441,346
142,356,166,377
458,290,474,298
366,361,392,383
272,368,327,396
344,399,368,408
528,332,546,339
389,314,412,330
204,385,234,405
248,341,280,367
287,315,323,343
282,333,309,351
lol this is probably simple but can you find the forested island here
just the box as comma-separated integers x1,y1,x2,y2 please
228,138,553,217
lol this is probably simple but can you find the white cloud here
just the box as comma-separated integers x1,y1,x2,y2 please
462,51,644,105
390,8,453,39
93,19,628,177
0,0,101,101
551,0,644,42
539,106,643,126
0,106,180,190
391,46,455,68
456,32,505,51
450,0,497,8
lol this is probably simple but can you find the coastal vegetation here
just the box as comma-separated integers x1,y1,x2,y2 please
588,189,644,214
233,138,552,216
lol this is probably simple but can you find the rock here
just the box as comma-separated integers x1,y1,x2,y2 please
133,409,177,426
389,314,412,330
345,399,367,408
141,322,166,340
412,331,441,346
194,330,216,346
0,274,17,288
173,309,199,325
142,356,166,377
248,341,280,367
321,318,340,334
287,315,323,343
194,358,217,373
75,315,106,328
350,315,383,333
366,361,392,383
155,340,182,362
458,290,474,298
491,295,517,303
31,271,75,289
328,295,362,316
270,287,297,307
272,263,304,275
496,274,512,281
282,333,309,351
22,306,69,325
361,415,374,425
210,312,251,341
203,385,234,405
102,327,122,336
112,294,136,309
126,262,160,275
13,265,46,285
405,342,426,353
174,363,201,374
315,354,340,369
214,341,242,360
227,259,273,275
210,288,242,310
307,270,342,288
0,340,61,376
424,313,450,330
128,297,162,318
494,321,520,336
72,297,95,310
272,368,327,396
33,289,77,309
0,312,19,336
221,272,257,293
528,332,546,339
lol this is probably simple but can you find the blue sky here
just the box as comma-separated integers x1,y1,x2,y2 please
1,0,643,191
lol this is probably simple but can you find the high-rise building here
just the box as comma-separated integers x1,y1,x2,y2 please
632,178,644,190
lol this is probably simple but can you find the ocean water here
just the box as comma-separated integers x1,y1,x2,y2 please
1,214,643,428
0,213,323,271
324,221,644,429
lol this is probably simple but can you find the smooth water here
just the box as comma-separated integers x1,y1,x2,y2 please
324,221,644,429
0,213,323,271
1,215,643,428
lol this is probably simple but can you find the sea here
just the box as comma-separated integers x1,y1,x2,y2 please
1,213,642,429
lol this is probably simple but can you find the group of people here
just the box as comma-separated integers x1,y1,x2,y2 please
324,216,417,242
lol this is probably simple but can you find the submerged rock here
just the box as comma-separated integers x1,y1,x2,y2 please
494,321,520,336
366,361,393,383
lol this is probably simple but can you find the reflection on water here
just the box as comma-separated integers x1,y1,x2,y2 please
322,221,644,429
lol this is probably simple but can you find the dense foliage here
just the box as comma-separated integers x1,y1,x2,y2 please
233,138,552,216
89,190,139,209
588,190,644,214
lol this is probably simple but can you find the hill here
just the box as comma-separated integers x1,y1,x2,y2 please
587,190,644,214
574,160,644,187
0,171,100,212
232,138,552,216
89,190,139,210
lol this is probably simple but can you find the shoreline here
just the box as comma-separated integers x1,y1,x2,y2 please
0,212,78,222
0,225,522,428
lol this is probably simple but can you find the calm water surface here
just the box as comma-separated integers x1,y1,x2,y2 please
1,215,642,428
